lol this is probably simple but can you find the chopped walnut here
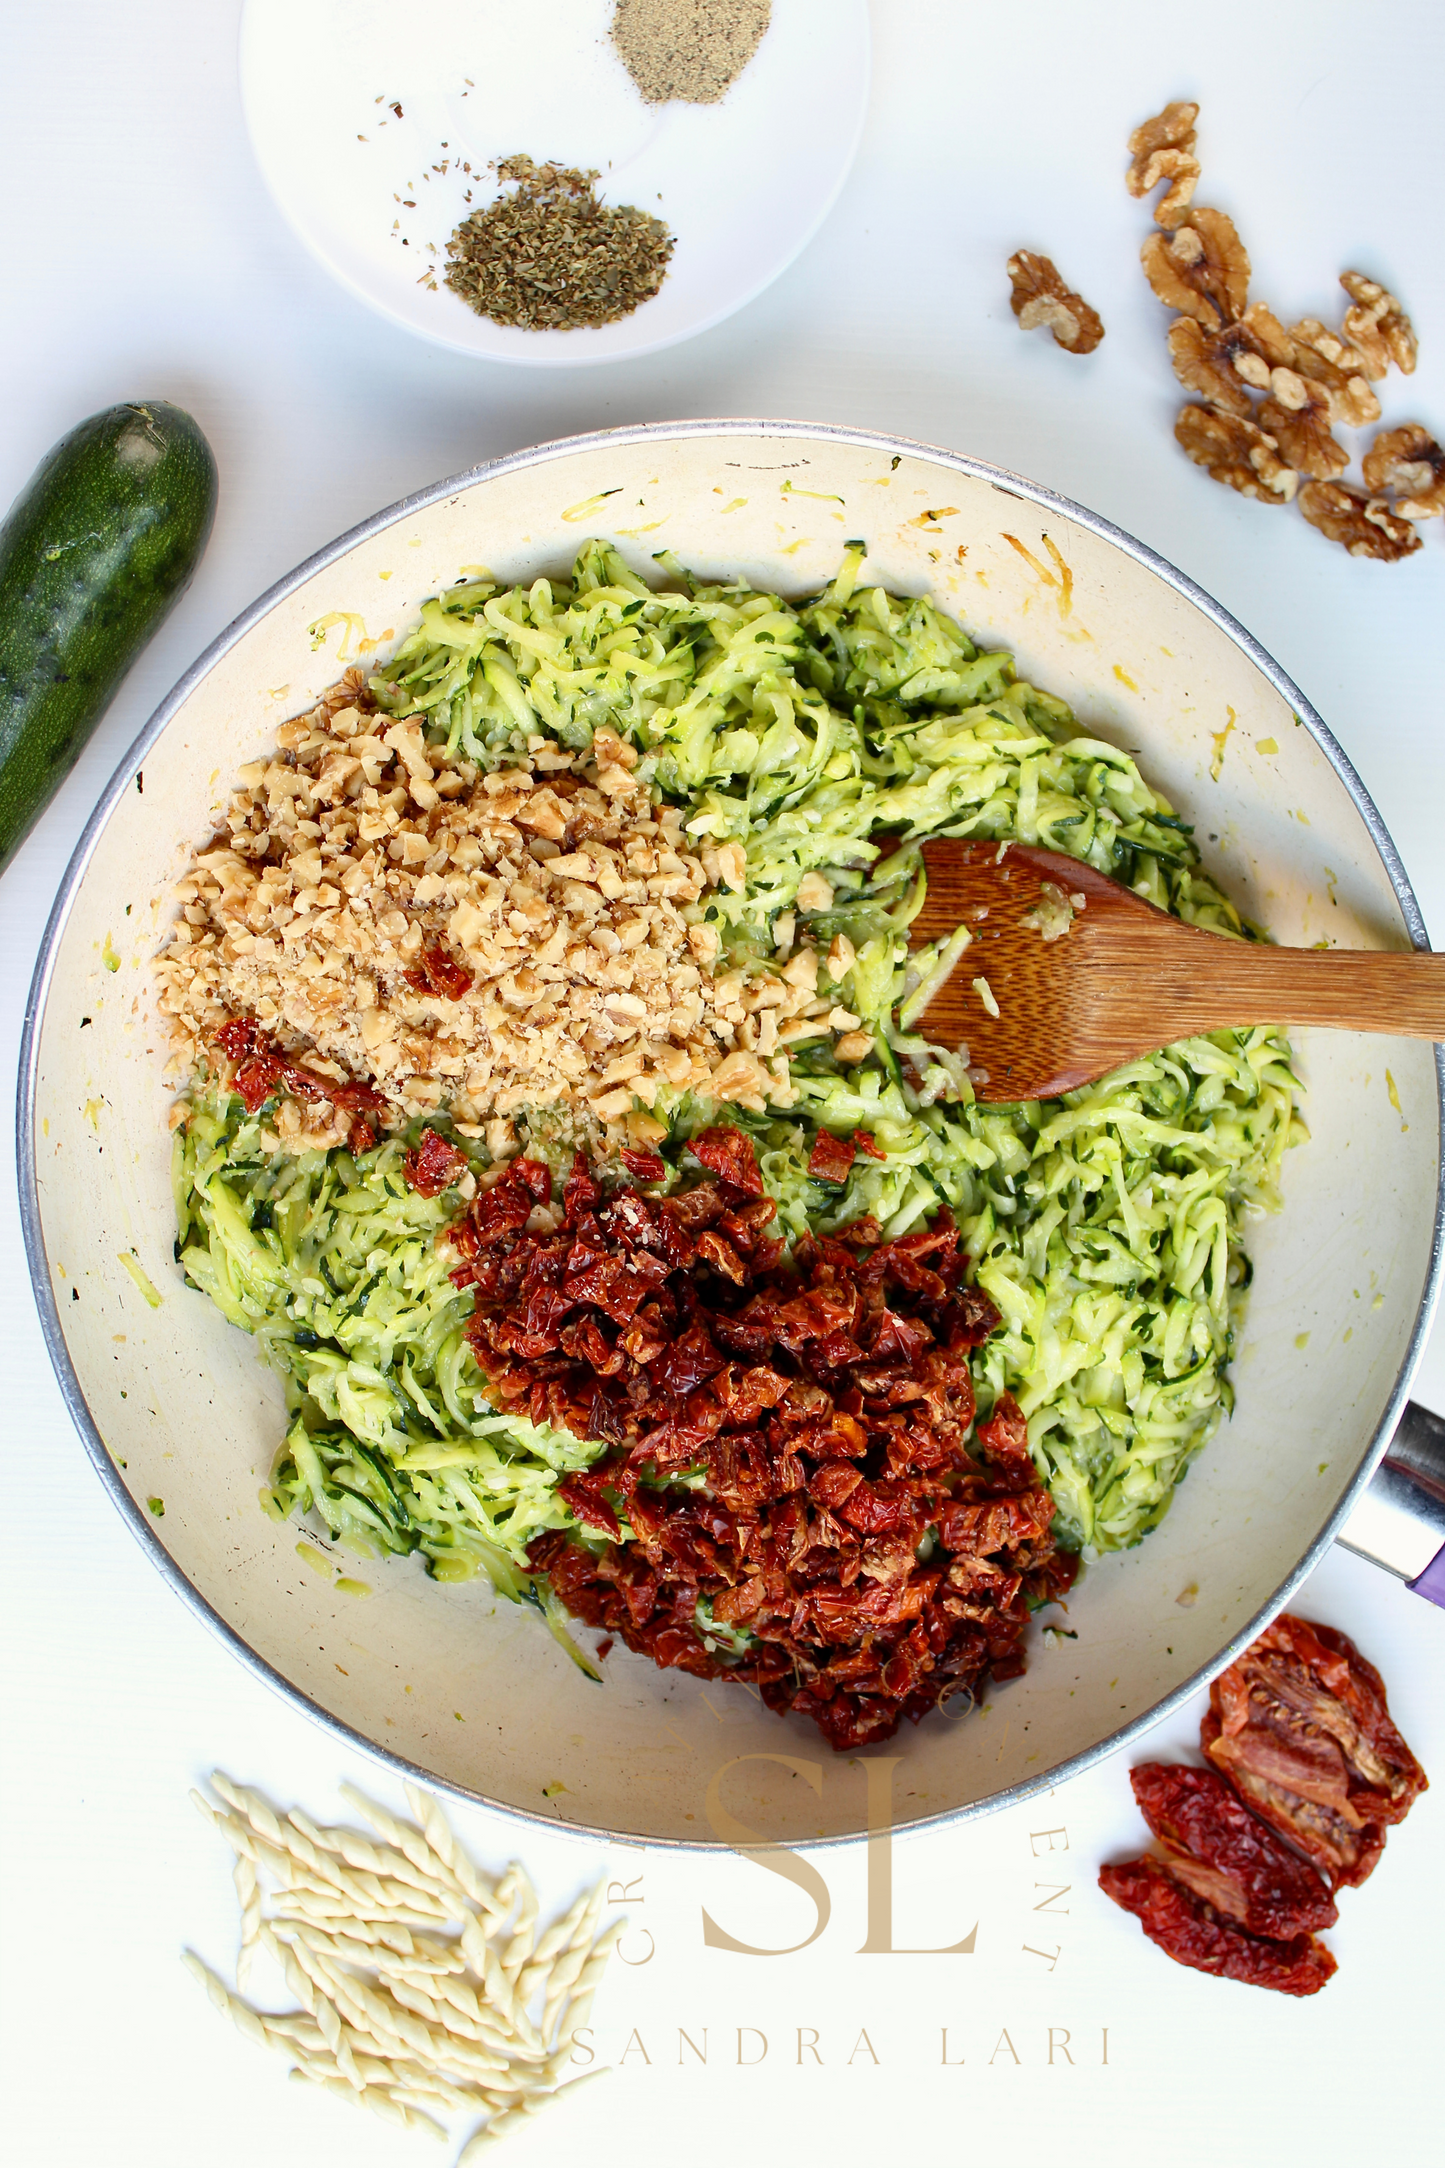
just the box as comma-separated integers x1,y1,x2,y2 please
1006,250,1105,354
1256,378,1348,481
1135,147,1200,229
1362,424,1445,519
1175,405,1297,502
1126,101,1200,226
1142,208,1250,329
1166,318,1255,418
1299,480,1423,560
1286,319,1381,426
1339,273,1418,378
1229,302,1296,382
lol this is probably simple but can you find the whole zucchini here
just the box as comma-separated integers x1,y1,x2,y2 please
0,401,218,874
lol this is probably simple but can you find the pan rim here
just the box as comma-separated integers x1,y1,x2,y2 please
18,414,1445,1850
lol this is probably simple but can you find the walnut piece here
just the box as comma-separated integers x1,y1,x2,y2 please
1257,377,1348,481
1298,480,1423,560
1006,251,1105,355
1166,318,1254,417
1285,319,1381,427
1339,272,1417,378
1175,405,1297,502
1135,147,1200,229
1127,99,1198,165
1126,100,1200,226
1234,303,1297,376
1142,208,1250,329
1362,424,1445,519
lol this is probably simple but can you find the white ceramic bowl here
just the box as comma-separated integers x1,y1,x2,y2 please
20,421,1443,1848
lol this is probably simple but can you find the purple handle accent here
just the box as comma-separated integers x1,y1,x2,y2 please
1408,1541,1445,1611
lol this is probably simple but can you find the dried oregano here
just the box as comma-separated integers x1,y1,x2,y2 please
443,155,674,331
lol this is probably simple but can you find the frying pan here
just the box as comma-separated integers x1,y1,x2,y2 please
18,420,1445,1848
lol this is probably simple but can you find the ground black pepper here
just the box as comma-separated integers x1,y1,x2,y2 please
611,0,771,105
442,155,674,331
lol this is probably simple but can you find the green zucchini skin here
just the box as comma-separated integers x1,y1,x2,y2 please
0,401,218,873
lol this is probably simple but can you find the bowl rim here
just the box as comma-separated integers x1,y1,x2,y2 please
236,0,872,367
18,416,1445,1850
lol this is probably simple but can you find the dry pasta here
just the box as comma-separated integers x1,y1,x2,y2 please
186,1773,616,2158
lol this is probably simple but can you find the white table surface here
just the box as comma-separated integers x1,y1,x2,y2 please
2,6,1443,2165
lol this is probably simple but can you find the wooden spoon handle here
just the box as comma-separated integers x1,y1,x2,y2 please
1102,920,1445,1041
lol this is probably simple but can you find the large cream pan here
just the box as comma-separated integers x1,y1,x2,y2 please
20,421,1443,1847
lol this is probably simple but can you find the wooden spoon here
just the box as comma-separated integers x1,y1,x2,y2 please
906,838,1445,1104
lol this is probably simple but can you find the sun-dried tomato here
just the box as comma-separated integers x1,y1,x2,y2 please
973,1391,1034,1485
853,1129,887,1161
444,1143,1071,1751
232,1051,285,1112
212,1018,259,1062
1129,1764,1337,1937
402,1127,471,1198
619,1146,668,1184
212,1017,390,1132
688,1124,764,1197
331,1078,386,1115
1201,1614,1428,1888
940,1287,1004,1349
404,942,473,1001
808,1131,857,1185
1098,1856,1337,1996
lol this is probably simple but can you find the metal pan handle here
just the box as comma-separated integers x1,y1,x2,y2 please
1338,1400,1445,1609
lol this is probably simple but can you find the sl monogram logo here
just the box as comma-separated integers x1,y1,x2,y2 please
700,1755,978,1956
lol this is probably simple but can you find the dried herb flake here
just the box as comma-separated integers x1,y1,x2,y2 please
443,155,674,332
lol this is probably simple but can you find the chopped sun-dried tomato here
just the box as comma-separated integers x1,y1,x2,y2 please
808,1131,857,1185
1098,1855,1337,1996
620,1147,668,1185
973,1391,1035,1486
212,1018,259,1062
688,1125,764,1197
853,1129,887,1161
404,943,473,1001
232,1051,285,1112
212,1017,390,1131
403,1127,471,1198
1129,1763,1337,1937
442,1145,1071,1751
1201,1613,1427,1888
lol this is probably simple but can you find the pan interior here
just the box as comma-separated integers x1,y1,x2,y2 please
25,424,1442,1845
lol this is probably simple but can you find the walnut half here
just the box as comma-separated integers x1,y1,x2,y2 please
1298,480,1422,560
1256,375,1348,481
1175,405,1297,503
1142,208,1250,330
1362,425,1445,520
1340,272,1418,378
1125,99,1200,229
1166,319,1254,417
1006,251,1105,355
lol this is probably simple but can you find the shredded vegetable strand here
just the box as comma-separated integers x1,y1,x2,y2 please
173,541,1303,1567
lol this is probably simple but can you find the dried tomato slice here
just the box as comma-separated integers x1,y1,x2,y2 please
1129,1763,1337,1937
212,1016,390,1131
232,1052,285,1112
973,1391,1034,1484
211,1018,259,1062
1201,1614,1428,1888
1098,1856,1337,1996
448,1143,1066,1751
403,1127,470,1198
853,1129,887,1161
807,1132,857,1185
620,1147,668,1185
688,1125,764,1197
404,943,473,1001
